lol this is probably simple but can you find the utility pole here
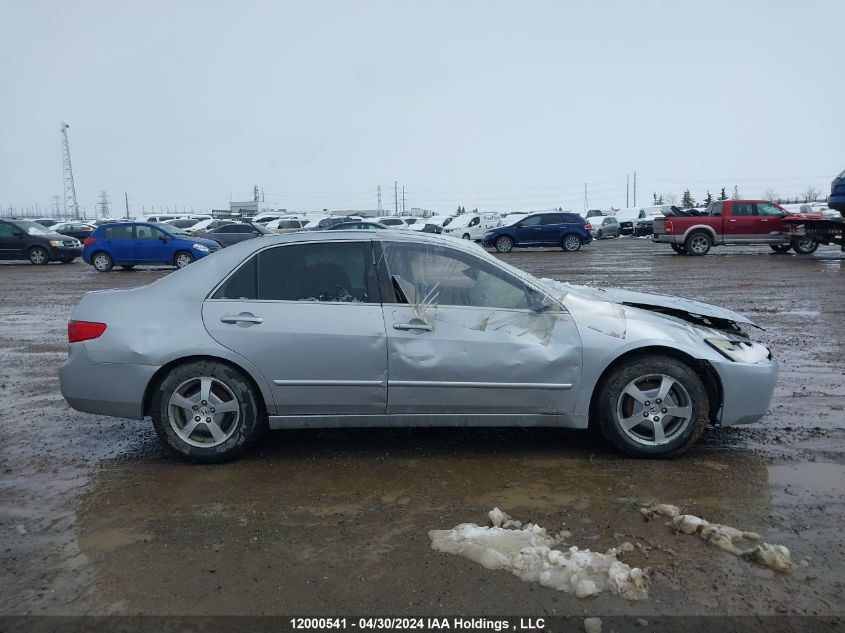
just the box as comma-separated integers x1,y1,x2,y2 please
394,181,398,216
253,185,260,202
584,183,588,211
633,172,637,206
124,192,130,218
402,186,405,214
60,123,80,220
377,185,382,212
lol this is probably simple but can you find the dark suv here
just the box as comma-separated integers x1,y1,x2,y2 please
482,212,593,253
829,169,845,215
0,218,82,264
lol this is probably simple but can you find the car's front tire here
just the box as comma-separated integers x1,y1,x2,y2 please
562,234,582,252
151,360,265,463
595,229,603,239
174,250,194,268
462,233,471,240
495,236,514,253
791,236,819,255
28,246,49,265
92,252,113,272
594,354,708,458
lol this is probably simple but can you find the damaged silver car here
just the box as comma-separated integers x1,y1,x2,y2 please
60,231,777,462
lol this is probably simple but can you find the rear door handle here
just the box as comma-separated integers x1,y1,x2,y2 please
221,313,263,325
393,322,434,332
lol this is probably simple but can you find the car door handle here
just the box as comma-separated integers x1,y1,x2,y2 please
220,313,263,324
393,322,434,332
760,219,768,222
728,219,737,222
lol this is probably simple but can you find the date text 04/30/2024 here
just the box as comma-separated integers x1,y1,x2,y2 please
289,618,546,630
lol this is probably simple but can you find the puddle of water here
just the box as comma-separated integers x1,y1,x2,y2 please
767,462,845,497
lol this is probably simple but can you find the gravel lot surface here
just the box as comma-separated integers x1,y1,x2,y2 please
1,238,843,625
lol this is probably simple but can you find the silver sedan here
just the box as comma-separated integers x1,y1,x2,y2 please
60,231,777,462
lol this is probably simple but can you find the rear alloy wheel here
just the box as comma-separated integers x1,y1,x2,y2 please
670,244,687,255
92,252,113,272
770,244,791,253
28,246,49,265
791,236,819,255
495,236,514,253
562,234,582,252
174,251,194,268
595,354,708,458
684,231,712,256
151,360,264,463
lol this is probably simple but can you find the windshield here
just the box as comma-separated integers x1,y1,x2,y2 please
14,220,52,235
153,222,188,235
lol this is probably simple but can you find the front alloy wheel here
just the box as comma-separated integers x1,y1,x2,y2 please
174,251,194,268
28,247,49,265
791,236,819,255
495,236,514,253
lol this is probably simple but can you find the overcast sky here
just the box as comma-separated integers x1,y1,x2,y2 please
1,0,843,216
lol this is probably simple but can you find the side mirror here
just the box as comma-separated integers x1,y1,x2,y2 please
158,235,168,242
13,231,24,237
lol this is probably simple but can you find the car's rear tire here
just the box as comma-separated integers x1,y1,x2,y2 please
92,252,113,272
770,244,792,254
684,231,712,256
151,360,265,463
495,236,514,253
174,250,194,268
791,236,819,255
562,234,582,252
670,244,687,255
595,229,604,239
121,264,136,270
28,247,49,265
594,354,709,458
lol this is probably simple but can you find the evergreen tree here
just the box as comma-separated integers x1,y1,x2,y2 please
653,192,658,204
732,185,740,199
704,190,713,205
456,205,462,214
718,187,728,201
681,189,696,209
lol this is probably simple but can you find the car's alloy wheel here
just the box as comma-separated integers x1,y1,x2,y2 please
791,236,819,255
92,252,113,272
152,360,264,463
562,235,582,252
685,232,711,256
495,236,514,253
28,247,49,265
174,251,194,268
595,354,708,458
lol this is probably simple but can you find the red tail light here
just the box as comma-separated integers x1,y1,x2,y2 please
665,221,674,232
83,237,96,245
68,320,107,343
584,223,592,230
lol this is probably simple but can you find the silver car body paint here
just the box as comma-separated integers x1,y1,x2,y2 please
59,230,777,431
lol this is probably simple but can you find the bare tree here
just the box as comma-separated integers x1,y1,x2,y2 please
662,192,678,205
802,186,821,202
762,188,779,202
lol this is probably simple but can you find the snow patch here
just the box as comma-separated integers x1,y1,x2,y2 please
641,503,794,572
429,510,649,600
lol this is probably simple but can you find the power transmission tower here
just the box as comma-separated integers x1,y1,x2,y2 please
60,123,80,220
377,185,382,212
253,185,260,202
97,191,111,218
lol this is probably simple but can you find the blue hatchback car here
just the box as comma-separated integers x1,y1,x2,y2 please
829,169,845,215
82,222,221,272
482,212,593,253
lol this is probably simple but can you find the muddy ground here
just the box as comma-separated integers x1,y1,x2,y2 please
1,238,843,626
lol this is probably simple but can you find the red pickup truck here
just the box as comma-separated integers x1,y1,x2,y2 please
652,200,822,256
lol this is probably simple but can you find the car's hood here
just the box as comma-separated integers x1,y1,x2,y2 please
536,278,758,331
191,236,221,248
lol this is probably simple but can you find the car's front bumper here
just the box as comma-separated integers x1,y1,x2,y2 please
49,245,82,260
60,343,158,419
710,357,778,426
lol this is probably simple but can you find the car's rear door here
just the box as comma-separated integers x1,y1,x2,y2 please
378,239,582,415
0,221,25,259
102,224,135,262
202,239,388,415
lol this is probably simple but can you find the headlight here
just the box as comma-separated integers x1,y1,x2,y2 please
49,240,62,246
192,243,210,252
705,337,770,364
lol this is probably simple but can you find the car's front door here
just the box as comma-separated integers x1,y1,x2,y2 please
755,202,788,239
133,224,169,262
514,214,544,244
378,240,582,415
202,239,387,415
724,202,759,242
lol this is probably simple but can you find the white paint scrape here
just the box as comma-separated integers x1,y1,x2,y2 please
429,508,649,600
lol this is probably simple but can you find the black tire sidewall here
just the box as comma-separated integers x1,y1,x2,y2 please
791,238,818,255
151,361,264,463
595,355,708,458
